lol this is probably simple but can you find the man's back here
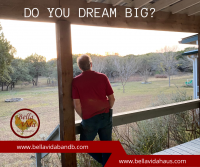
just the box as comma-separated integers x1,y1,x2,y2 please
72,70,113,120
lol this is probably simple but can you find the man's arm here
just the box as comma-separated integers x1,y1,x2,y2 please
108,94,115,109
73,99,82,118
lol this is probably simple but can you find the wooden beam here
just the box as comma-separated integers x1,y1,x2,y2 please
163,0,200,14
1,0,200,32
75,99,200,134
132,0,152,8
112,99,200,127
112,0,124,6
65,0,200,32
36,153,41,167
38,98,200,159
87,0,93,3
178,3,200,16
148,0,180,12
187,3,200,16
56,20,77,167
198,33,200,126
0,0,59,22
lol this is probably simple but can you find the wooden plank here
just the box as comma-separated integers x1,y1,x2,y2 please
55,100,200,135
153,151,171,155
169,147,190,155
0,0,59,22
36,153,41,167
46,125,60,141
132,0,153,8
190,138,200,144
59,0,200,33
87,0,93,3
185,140,200,148
56,20,77,167
0,0,200,32
75,100,200,134
148,0,180,12
190,139,200,146
163,0,200,14
180,143,200,154
175,145,197,155
112,99,200,127
183,141,200,149
163,148,181,155
193,138,200,143
112,0,124,6
64,0,200,32
40,125,60,159
179,3,200,16
187,4,200,16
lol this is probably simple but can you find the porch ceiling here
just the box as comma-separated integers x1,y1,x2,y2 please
1,0,200,32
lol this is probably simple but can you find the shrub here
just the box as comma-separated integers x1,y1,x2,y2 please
152,88,200,145
132,118,168,155
155,74,167,78
114,88,200,155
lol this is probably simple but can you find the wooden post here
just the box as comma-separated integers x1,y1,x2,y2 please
56,20,77,167
198,33,200,126
35,153,41,167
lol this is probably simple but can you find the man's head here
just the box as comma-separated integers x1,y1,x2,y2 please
77,55,92,71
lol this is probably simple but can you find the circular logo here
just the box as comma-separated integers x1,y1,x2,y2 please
10,108,40,138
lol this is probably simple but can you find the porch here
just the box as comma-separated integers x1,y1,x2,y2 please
36,99,200,166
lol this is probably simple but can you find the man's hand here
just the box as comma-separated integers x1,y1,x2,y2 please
108,94,115,109
73,99,82,118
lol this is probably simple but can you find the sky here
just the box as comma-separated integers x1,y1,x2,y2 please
0,19,197,61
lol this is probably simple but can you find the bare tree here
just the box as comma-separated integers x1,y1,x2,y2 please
114,56,138,93
158,46,179,87
138,55,156,84
91,55,106,73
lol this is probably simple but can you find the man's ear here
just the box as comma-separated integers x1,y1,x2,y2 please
90,62,93,68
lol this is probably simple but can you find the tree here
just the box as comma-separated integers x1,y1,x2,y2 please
25,53,46,86
10,58,32,85
46,58,57,84
0,23,16,84
137,54,157,84
114,55,138,93
104,55,119,82
91,55,106,73
158,46,179,87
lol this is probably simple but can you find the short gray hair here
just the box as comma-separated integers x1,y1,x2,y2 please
77,55,92,71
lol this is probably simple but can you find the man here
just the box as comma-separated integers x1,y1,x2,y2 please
72,55,115,166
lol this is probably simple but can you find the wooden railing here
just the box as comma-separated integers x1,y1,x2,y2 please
35,99,200,167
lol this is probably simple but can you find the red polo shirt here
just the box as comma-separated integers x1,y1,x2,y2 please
72,70,114,120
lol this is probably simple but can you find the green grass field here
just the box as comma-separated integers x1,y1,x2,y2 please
0,74,194,166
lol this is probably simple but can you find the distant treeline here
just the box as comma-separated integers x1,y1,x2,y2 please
0,22,196,91
0,47,196,91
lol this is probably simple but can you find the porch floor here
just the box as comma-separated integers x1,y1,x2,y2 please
153,138,200,155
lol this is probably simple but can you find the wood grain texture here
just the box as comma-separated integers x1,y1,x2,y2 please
153,151,171,155
132,0,153,8
162,149,181,155
154,139,200,155
178,3,200,16
180,142,200,153
163,0,200,14
147,0,180,12
169,147,190,155
112,99,200,127
0,0,200,32
56,20,77,167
